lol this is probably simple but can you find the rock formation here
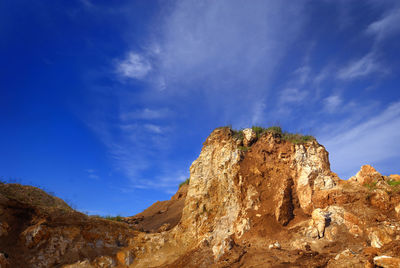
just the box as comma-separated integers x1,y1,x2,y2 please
1,126,400,267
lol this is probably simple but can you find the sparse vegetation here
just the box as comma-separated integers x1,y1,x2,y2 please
266,126,283,134
251,126,266,138
238,146,249,152
364,182,378,190
282,133,315,144
387,180,400,187
232,129,244,140
179,178,190,188
226,125,315,145
387,180,400,194
102,215,123,222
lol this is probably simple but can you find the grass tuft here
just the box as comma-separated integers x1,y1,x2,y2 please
282,133,315,144
179,178,190,188
232,129,244,140
102,215,123,222
265,126,283,135
251,126,265,138
364,182,378,190
387,180,400,187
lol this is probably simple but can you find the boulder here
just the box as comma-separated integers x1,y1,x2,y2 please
311,208,329,238
242,128,257,147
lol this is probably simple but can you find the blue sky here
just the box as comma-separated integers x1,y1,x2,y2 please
1,0,400,216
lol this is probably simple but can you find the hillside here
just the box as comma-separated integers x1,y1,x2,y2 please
1,127,400,267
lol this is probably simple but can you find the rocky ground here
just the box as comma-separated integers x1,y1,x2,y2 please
1,127,400,267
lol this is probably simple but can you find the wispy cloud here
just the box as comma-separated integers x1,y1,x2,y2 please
144,124,163,134
110,168,189,195
118,0,307,115
366,8,400,42
95,0,309,191
323,95,342,113
116,52,152,79
337,52,383,80
87,0,400,193
279,88,308,105
337,6,400,81
321,102,400,178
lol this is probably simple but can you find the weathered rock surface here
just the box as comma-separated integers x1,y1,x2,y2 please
349,165,384,185
374,255,400,268
2,126,400,267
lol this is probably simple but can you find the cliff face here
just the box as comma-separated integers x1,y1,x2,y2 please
1,127,400,267
129,127,400,267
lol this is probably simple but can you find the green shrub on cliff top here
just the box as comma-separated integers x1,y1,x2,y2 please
282,133,315,144
265,126,283,134
251,126,265,138
217,125,315,146
235,125,314,144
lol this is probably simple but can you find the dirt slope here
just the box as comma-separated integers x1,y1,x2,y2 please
123,184,188,232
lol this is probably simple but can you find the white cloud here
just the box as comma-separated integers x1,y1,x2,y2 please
144,124,163,134
133,171,189,193
323,95,342,113
116,52,152,79
88,0,400,194
279,88,308,105
337,52,383,80
321,102,400,178
366,8,400,42
129,0,307,117
337,6,400,82
103,1,309,187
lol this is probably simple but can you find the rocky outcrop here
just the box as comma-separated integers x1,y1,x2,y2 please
127,127,387,267
349,165,384,185
2,126,400,267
